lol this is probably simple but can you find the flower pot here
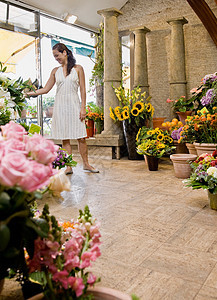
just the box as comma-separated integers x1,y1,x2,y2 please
208,191,217,210
146,155,159,171
153,117,165,130
186,143,197,155
86,119,94,138
95,121,104,134
176,111,192,125
27,287,131,300
123,118,144,160
173,140,189,154
170,153,197,179
194,143,217,156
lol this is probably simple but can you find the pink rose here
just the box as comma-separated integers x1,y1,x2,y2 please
3,138,26,155
0,152,29,187
1,121,27,141
166,98,173,103
25,134,59,164
19,160,55,192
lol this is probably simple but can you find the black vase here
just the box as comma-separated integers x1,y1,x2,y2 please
146,155,159,171
123,118,145,160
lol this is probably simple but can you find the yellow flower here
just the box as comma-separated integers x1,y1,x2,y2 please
147,129,155,135
136,128,141,141
122,109,130,120
114,106,121,117
123,106,129,112
157,133,164,141
109,107,116,121
131,107,139,116
118,114,125,121
146,103,152,112
133,101,145,113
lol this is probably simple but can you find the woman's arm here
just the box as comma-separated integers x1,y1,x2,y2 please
77,65,86,121
25,68,57,97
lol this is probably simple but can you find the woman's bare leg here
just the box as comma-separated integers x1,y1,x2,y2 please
77,138,98,172
62,139,73,173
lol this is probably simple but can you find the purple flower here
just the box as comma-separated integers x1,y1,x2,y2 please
200,89,216,106
171,128,183,140
202,73,217,84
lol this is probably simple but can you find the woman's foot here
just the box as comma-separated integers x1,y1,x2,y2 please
65,167,73,175
83,164,99,173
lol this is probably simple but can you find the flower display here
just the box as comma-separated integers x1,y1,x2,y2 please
136,127,175,158
52,148,77,170
189,71,217,112
28,205,101,299
166,95,194,113
110,85,154,126
184,150,217,194
0,121,61,281
171,127,183,141
179,107,217,144
162,118,183,133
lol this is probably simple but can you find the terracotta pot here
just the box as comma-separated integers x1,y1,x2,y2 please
208,191,217,211
194,143,217,156
145,155,159,171
86,119,94,138
173,140,189,154
152,117,165,130
186,143,197,155
170,153,197,179
27,287,131,300
176,111,192,125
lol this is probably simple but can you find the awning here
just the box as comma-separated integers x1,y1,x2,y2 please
0,29,35,73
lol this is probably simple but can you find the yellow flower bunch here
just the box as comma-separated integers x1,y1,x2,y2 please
162,118,183,132
110,85,154,126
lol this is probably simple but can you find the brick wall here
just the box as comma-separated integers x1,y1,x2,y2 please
118,0,217,120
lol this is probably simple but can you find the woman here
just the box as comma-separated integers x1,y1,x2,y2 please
26,43,99,174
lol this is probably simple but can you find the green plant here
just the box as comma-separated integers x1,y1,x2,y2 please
0,100,11,126
166,96,194,113
0,62,34,117
27,105,37,117
89,23,104,87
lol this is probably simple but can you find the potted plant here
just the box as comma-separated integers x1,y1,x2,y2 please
110,85,155,159
136,127,176,170
86,102,104,135
166,96,194,124
184,151,217,210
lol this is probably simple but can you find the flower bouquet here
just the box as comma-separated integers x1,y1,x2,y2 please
136,127,175,158
110,85,154,126
184,151,217,209
189,72,217,112
0,121,60,282
52,148,77,170
27,205,101,299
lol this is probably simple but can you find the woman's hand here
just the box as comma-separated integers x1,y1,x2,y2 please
80,108,86,121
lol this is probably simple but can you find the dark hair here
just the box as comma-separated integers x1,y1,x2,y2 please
52,43,76,76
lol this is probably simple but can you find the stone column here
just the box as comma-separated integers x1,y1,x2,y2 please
131,26,150,95
167,17,188,101
97,8,123,135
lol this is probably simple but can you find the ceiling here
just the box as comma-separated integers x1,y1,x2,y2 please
17,0,128,31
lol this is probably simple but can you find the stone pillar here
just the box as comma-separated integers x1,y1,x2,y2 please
167,17,188,102
131,26,150,95
97,8,123,135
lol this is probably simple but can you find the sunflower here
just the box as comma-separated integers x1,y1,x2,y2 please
122,109,130,120
157,133,164,141
133,101,145,113
146,103,152,112
109,108,116,121
118,114,125,121
147,129,155,135
136,128,141,141
123,106,130,112
131,107,140,116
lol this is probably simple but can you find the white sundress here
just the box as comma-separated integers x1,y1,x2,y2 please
51,66,87,140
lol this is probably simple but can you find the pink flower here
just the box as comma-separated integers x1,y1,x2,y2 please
25,134,59,165
0,152,29,187
166,98,173,103
1,121,27,141
19,160,55,192
68,277,85,297
3,138,26,155
87,273,96,285
53,270,69,289
190,88,197,93
64,256,80,271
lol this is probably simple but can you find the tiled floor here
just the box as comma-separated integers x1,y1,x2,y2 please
1,157,217,299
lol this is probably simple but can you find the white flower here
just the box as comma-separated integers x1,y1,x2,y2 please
207,167,217,178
